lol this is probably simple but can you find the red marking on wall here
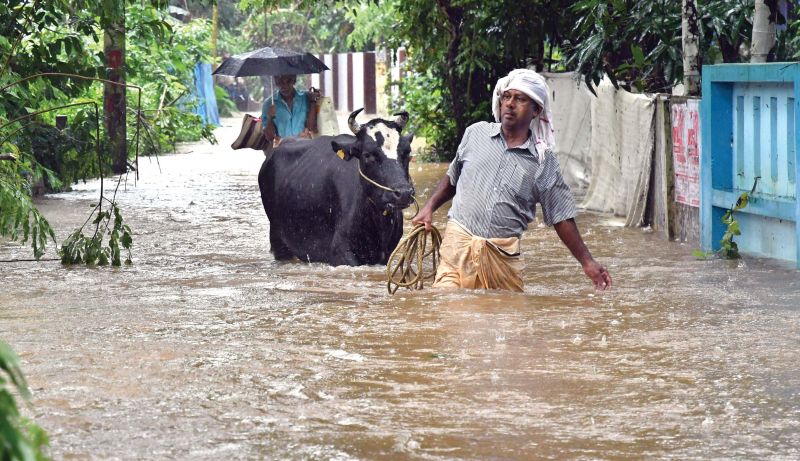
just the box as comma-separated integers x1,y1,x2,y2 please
108,50,122,68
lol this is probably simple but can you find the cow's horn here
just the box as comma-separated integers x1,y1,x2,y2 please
393,111,409,130
348,108,364,134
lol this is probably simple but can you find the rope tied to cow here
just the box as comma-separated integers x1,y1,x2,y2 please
358,162,420,217
355,163,441,294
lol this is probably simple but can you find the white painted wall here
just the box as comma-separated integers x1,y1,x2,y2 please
336,53,348,111
352,52,365,111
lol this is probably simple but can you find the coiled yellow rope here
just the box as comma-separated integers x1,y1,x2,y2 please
355,163,442,294
386,223,442,294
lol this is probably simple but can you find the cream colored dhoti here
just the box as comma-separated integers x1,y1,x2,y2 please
433,221,524,292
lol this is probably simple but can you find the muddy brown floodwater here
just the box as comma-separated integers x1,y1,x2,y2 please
1,118,799,460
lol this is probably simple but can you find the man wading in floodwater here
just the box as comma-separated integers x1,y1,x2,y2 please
412,69,612,292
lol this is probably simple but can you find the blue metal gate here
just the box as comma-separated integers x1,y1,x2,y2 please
701,63,800,266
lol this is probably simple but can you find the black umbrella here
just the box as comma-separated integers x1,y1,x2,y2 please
212,47,329,77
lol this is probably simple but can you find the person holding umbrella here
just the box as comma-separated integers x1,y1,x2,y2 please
212,46,329,150
261,74,320,144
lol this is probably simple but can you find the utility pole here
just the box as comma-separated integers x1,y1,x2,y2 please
103,0,127,174
751,0,777,63
681,0,701,96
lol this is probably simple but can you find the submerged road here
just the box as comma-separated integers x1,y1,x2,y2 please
1,118,799,460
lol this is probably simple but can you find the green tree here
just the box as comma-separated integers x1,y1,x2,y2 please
348,0,574,158
0,0,100,258
0,0,215,261
778,10,800,60
564,0,683,93
562,0,762,94
233,0,353,53
703,0,756,63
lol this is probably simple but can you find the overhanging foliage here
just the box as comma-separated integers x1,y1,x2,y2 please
0,0,217,261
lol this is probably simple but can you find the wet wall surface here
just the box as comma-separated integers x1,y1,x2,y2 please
1,119,799,460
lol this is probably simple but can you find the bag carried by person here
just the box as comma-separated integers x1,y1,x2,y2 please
231,114,267,150
315,96,339,137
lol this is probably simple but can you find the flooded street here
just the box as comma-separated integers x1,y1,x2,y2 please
1,118,799,460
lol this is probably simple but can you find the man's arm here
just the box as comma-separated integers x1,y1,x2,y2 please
411,175,456,231
553,218,612,290
263,102,277,140
303,105,317,137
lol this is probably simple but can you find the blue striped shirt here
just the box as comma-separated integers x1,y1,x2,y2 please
446,122,577,238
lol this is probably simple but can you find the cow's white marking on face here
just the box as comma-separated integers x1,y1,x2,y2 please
366,124,400,160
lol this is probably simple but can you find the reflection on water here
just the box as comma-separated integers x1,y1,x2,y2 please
1,118,799,460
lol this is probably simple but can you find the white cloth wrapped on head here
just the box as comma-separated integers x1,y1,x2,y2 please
492,69,555,158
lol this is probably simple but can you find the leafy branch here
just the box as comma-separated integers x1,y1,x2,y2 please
59,177,132,266
0,162,56,260
694,177,760,260
0,340,51,460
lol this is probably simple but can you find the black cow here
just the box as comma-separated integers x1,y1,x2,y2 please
258,109,415,266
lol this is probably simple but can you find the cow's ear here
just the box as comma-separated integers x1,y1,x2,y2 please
331,139,360,161
399,134,414,158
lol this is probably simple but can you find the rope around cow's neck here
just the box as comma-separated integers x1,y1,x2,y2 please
357,162,394,192
357,162,420,218
355,162,441,294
